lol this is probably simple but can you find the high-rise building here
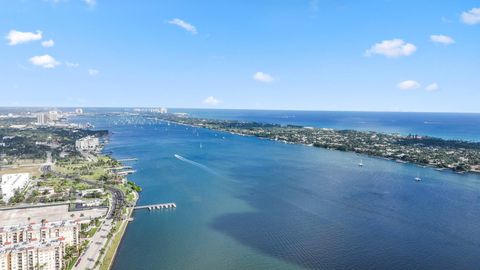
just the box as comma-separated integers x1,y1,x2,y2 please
0,220,80,270
75,136,100,151
36,113,49,125
48,111,60,122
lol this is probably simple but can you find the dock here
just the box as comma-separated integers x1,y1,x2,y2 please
118,158,138,162
106,166,133,170
116,170,136,175
134,203,176,211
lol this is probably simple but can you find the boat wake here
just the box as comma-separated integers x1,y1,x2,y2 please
174,154,218,175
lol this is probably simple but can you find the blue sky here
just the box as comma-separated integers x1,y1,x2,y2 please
1,0,479,112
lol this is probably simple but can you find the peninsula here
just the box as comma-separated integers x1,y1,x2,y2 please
154,113,480,173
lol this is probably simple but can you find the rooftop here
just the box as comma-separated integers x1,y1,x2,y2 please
0,204,107,227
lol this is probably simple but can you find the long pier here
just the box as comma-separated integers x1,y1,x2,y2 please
134,203,176,211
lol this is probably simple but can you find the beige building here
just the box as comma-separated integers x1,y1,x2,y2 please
75,136,100,151
0,220,79,270
0,240,63,270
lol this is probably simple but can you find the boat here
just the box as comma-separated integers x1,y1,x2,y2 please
358,159,364,167
414,175,422,182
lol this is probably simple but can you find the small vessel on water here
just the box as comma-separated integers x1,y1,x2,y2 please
414,175,422,182
358,159,364,167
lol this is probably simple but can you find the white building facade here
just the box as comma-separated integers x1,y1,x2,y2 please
75,136,100,151
36,113,49,125
0,174,30,203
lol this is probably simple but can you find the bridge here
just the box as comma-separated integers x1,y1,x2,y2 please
134,203,176,211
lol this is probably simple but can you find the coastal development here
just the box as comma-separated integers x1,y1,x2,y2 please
2,108,480,270
154,113,480,173
0,109,141,270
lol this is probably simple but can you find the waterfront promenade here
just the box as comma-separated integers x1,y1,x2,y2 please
75,219,114,270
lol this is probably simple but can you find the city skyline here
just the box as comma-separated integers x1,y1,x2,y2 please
1,0,479,112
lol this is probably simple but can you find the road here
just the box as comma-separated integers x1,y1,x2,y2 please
77,179,125,220
45,154,127,269
48,170,125,220
75,219,113,270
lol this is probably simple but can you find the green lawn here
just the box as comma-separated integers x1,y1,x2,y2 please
86,226,99,238
99,210,131,270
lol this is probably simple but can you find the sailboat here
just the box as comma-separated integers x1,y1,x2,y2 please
358,159,364,167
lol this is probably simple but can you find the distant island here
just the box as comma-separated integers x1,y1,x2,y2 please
153,113,480,173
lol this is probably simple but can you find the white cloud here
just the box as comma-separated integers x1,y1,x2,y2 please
88,69,99,76
5,30,42,46
41,39,55,47
425,83,439,91
65,62,79,68
253,71,274,83
203,96,220,106
461,7,480,25
83,0,96,7
29,54,60,68
168,18,197,34
430,35,455,45
397,80,420,90
365,39,416,58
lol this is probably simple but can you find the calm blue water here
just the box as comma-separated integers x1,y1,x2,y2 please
73,110,480,270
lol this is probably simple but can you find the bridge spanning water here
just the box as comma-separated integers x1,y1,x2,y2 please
134,203,176,211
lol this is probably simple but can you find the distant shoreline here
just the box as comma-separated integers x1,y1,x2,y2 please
152,114,480,175
2,106,480,115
